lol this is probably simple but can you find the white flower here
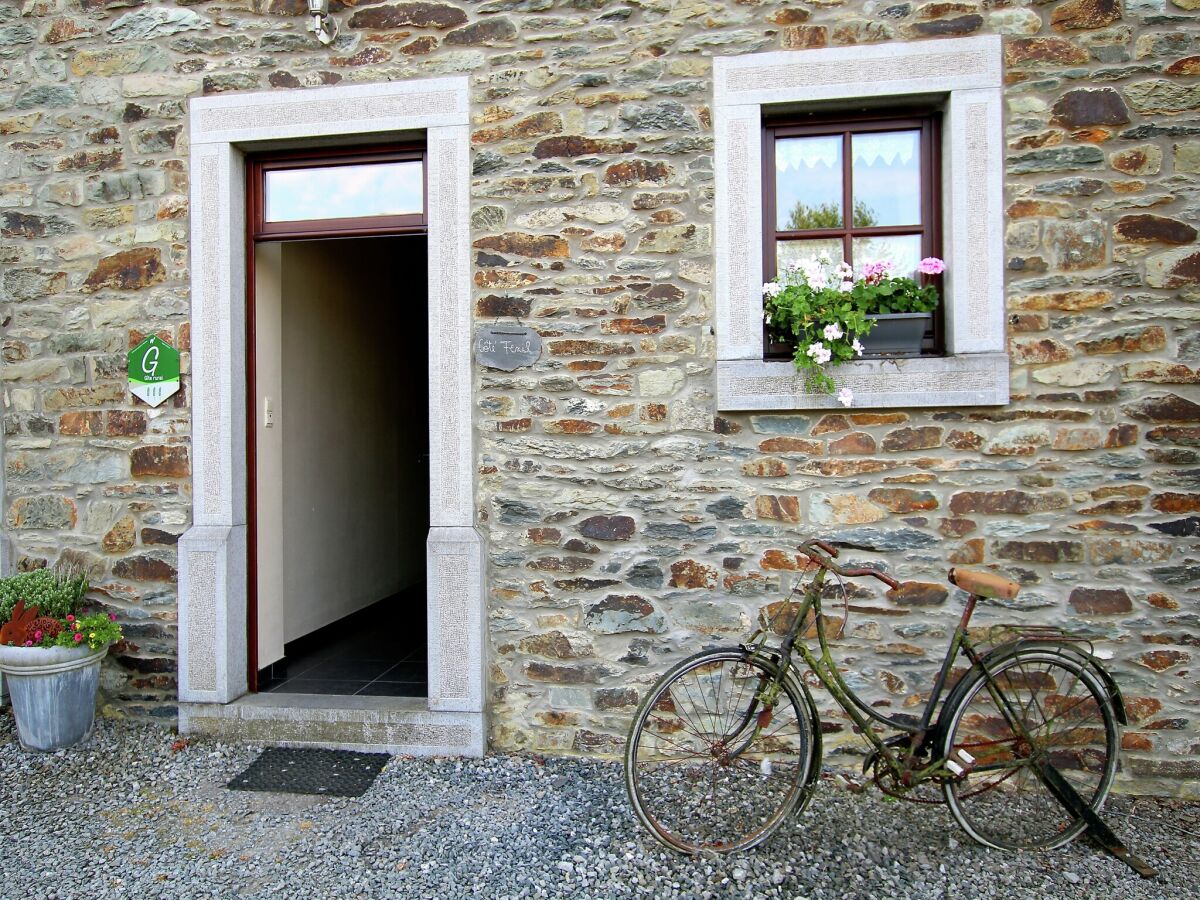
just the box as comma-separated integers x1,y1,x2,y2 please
817,249,832,265
835,262,853,280
809,272,828,290
806,341,832,365
838,280,854,293
762,281,782,298
837,388,854,407
823,322,844,341
851,338,864,357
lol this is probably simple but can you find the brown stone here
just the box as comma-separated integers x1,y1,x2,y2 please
1123,393,1200,423
812,414,850,435
1166,56,1200,76
112,554,176,582
868,488,938,513
1050,88,1129,128
496,418,531,433
1113,215,1197,245
82,247,165,293
1005,38,1089,67
1077,325,1167,354
578,515,635,541
669,559,718,589
130,446,189,478
939,517,977,538
755,495,801,523
759,549,809,571
1010,290,1111,311
887,582,948,606
528,556,594,573
544,419,600,435
1152,493,1200,514
1053,427,1102,451
1068,587,1133,615
757,437,823,454
518,631,591,661
950,490,1069,515
58,412,103,436
107,410,147,436
141,528,179,546
881,426,942,452
604,160,672,186
398,35,438,54
1120,362,1200,384
581,232,627,253
472,233,569,259
548,340,634,356
946,429,984,451
996,540,1084,564
769,7,811,24
1051,0,1123,31
948,539,985,565
595,687,639,710
532,136,637,159
444,17,516,46
742,458,789,477
782,25,827,49
829,432,876,455
475,295,532,318
1105,424,1138,448
102,516,135,553
1011,337,1075,366
1109,145,1162,176
600,315,664,334
348,2,468,30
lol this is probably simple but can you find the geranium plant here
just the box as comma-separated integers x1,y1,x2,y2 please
763,254,945,405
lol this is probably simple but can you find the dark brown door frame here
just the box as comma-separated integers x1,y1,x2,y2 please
244,142,428,691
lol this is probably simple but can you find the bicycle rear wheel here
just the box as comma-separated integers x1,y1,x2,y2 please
624,648,814,854
940,648,1119,851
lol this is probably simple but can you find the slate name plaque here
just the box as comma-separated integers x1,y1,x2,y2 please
474,325,542,372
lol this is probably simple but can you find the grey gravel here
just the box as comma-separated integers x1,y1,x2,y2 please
1,717,1196,899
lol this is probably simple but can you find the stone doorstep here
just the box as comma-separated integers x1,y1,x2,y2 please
179,694,485,757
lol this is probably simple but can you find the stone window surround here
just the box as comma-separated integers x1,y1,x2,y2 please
714,35,1009,410
177,77,485,750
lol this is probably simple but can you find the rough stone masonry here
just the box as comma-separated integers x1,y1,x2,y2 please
0,0,1197,793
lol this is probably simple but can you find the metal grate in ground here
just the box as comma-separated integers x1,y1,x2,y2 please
227,747,390,797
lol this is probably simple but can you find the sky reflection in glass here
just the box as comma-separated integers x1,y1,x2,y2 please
264,161,423,223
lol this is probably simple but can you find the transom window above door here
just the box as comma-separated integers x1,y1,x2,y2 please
250,147,426,239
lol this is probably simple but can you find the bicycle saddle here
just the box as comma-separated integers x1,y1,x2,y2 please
947,568,1020,601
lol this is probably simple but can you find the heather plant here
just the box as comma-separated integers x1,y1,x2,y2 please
0,567,89,623
763,254,944,404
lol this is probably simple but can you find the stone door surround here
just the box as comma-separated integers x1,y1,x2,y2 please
177,77,484,750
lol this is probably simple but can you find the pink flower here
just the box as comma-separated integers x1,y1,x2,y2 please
109,614,117,622
24,640,32,647
918,257,946,275
33,630,42,642
66,615,75,623
74,633,83,643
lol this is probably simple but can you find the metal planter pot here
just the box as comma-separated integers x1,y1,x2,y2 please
0,643,107,752
860,313,932,356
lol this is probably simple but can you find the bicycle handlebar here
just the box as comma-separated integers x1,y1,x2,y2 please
798,539,901,590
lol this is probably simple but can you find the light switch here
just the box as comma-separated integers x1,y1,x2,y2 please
264,396,274,428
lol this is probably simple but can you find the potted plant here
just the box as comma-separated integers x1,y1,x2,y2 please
0,567,122,752
763,254,945,406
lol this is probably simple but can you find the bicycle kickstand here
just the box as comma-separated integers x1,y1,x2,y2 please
1034,759,1159,879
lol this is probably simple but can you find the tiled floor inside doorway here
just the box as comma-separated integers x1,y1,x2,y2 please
260,592,426,697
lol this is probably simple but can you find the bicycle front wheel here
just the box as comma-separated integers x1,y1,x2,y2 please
940,648,1119,851
624,648,814,854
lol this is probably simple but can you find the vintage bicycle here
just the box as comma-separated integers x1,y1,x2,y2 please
623,539,1156,877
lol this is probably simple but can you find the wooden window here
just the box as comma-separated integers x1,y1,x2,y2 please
762,111,942,358
247,144,426,241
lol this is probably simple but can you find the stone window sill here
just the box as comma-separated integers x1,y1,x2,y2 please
715,353,1009,411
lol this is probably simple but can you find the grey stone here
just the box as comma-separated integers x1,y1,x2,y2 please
705,496,747,521
826,527,940,551
14,85,78,110
624,560,663,589
107,9,211,43
496,499,541,525
619,101,699,133
1007,146,1104,174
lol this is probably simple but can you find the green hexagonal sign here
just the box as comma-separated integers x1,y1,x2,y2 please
128,335,180,407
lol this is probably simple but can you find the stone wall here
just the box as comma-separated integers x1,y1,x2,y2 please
0,0,1197,789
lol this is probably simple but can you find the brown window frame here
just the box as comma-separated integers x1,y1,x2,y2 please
762,109,943,359
247,143,427,242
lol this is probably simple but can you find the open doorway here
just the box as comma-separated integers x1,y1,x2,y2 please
246,145,429,698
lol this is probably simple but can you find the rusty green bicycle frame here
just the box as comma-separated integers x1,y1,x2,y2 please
740,562,1028,787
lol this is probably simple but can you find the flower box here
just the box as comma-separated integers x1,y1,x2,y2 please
860,313,932,356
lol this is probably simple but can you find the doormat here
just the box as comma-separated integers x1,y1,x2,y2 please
228,747,390,798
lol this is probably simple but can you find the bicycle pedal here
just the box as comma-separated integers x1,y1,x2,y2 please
945,748,976,777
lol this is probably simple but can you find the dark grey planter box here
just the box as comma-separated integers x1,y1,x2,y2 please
860,313,932,355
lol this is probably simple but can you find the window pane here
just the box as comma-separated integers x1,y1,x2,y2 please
776,135,843,231
264,161,423,223
777,238,845,276
852,234,922,280
851,130,920,227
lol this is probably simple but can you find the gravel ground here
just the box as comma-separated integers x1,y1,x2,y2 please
1,716,1196,900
